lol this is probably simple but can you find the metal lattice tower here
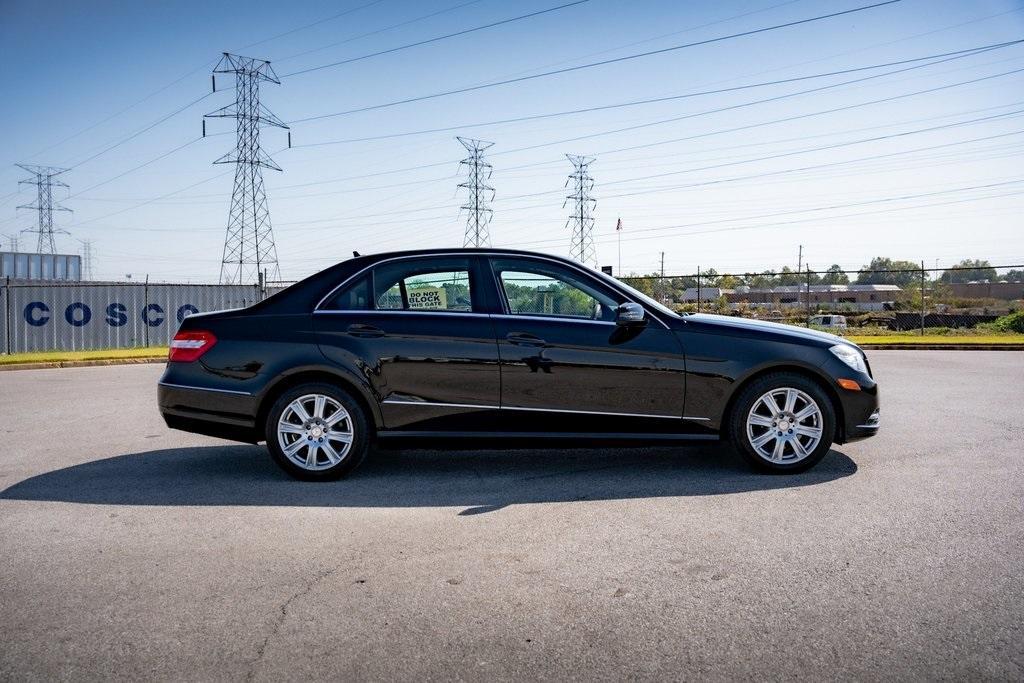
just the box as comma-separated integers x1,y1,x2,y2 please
564,154,596,267
457,137,495,247
2,233,19,252
16,164,71,253
79,239,94,280
204,53,288,284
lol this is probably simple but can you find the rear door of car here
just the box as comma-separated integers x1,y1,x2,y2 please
313,255,501,432
484,255,689,435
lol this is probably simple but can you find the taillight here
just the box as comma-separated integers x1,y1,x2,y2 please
168,330,217,362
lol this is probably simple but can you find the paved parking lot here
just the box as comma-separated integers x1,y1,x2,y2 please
1,351,1022,680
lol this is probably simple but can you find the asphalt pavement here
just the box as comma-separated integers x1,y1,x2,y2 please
0,351,1021,681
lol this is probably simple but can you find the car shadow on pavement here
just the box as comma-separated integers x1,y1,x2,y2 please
0,444,857,514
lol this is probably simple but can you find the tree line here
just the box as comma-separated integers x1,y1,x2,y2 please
621,258,1024,294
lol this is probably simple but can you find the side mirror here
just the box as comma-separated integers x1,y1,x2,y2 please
615,302,647,326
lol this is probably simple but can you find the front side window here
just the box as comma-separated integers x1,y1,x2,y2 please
491,258,619,321
323,257,475,312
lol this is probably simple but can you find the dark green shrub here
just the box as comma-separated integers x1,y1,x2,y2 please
991,310,1024,333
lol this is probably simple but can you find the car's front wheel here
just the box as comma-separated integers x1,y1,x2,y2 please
264,383,369,481
728,372,835,473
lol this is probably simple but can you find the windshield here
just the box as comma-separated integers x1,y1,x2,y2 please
592,269,682,319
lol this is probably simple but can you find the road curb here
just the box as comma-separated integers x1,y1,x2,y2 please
0,357,166,372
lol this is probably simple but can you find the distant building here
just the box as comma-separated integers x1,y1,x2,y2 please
1,252,82,281
680,287,728,303
681,283,904,311
948,282,1024,301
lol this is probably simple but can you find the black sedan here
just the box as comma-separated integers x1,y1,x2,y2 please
158,248,879,480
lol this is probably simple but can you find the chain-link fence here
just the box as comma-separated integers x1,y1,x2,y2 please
0,279,281,354
617,264,1023,332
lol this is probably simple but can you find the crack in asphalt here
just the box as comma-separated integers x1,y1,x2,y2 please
246,565,344,682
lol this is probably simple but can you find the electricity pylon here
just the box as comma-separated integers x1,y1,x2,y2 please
204,53,288,284
16,164,71,253
565,154,596,267
457,137,495,247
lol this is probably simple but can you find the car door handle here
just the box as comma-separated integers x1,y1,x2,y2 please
346,324,385,338
506,332,546,347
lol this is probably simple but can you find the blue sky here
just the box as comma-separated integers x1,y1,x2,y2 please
1,0,1022,281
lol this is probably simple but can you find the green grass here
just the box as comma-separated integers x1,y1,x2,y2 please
0,347,168,365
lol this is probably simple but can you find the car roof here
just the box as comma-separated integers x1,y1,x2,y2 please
355,247,575,263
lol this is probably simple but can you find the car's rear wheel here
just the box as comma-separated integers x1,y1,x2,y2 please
728,372,835,473
264,383,369,481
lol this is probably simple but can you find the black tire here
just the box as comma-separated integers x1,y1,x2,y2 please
264,382,370,481
727,372,835,474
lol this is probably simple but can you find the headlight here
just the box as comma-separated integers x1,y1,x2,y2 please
829,344,867,374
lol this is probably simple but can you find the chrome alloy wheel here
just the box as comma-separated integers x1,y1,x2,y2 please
277,394,354,471
745,387,824,464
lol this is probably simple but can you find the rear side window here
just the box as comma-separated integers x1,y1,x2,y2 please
373,259,473,312
322,257,475,312
324,274,371,310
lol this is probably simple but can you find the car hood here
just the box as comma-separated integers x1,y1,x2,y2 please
684,313,852,347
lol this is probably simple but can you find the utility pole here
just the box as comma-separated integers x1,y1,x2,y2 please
205,53,288,285
660,251,666,303
920,260,926,336
797,244,803,272
616,216,622,276
806,264,812,327
456,137,495,247
565,154,596,267
16,164,71,253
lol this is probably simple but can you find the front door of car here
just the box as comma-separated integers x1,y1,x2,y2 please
486,257,689,434
314,255,501,432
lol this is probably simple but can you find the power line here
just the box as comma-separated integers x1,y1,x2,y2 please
488,109,1024,207
491,62,1024,162
67,137,205,199
67,42,1014,219
293,40,1022,147
470,0,806,85
275,0,489,63
54,40,1018,217
484,61,1024,183
73,125,1024,239
87,95,1024,210
280,45,1024,216
22,61,217,165
601,109,1024,189
514,179,1024,250
289,0,902,122
11,4,396,165
595,129,1024,202
63,92,212,170
281,0,591,77
235,0,389,52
